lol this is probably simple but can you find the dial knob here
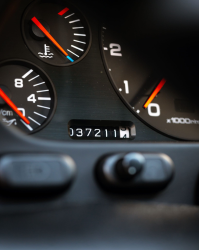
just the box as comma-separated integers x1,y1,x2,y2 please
115,153,145,180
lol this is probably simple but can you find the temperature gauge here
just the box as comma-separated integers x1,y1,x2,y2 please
22,0,91,66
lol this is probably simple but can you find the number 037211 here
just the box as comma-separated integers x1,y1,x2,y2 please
68,120,136,140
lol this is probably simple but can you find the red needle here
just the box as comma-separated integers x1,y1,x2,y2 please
0,88,30,124
31,17,68,57
143,78,166,109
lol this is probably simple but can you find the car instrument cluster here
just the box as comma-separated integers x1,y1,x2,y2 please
0,0,198,141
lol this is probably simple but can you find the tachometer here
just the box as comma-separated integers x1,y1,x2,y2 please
101,25,199,140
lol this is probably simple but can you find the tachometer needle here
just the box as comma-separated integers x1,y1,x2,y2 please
143,78,166,109
0,88,30,124
31,17,73,62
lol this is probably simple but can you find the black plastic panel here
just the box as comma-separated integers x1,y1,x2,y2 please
0,123,199,206
0,203,199,250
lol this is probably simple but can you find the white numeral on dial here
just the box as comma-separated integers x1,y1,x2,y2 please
18,108,25,116
148,103,160,117
27,94,37,103
15,79,23,88
109,43,122,57
123,80,129,94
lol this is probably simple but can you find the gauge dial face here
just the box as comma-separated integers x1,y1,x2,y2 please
101,25,199,140
0,60,56,134
22,0,91,66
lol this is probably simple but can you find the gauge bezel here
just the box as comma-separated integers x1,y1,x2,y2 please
21,0,92,67
0,59,57,134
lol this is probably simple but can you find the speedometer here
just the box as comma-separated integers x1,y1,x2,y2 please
101,25,199,140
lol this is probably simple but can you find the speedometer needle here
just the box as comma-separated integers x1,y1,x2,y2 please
0,88,30,124
31,17,73,62
143,78,166,109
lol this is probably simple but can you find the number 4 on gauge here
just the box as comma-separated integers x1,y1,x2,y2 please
27,94,37,103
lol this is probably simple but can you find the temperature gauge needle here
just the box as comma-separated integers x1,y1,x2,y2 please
0,88,30,124
31,17,73,62
143,78,166,109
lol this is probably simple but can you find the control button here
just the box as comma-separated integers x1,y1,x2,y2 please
96,152,174,192
0,154,76,195
116,153,145,180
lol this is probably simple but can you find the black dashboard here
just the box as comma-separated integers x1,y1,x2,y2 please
0,0,199,249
